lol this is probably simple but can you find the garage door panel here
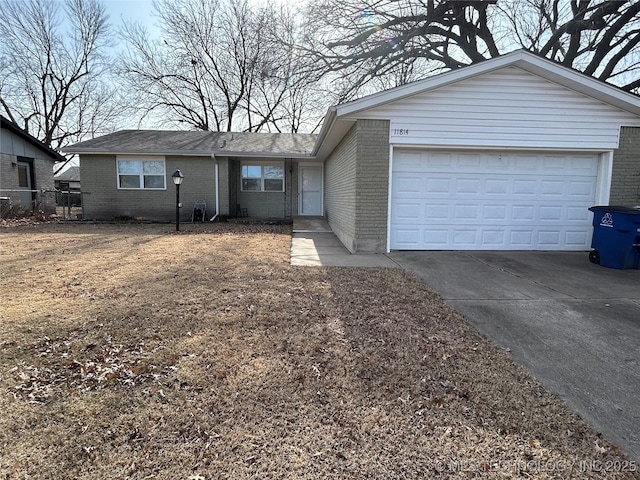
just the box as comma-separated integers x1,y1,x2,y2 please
391,150,599,250
569,180,596,198
566,230,590,246
393,201,422,221
539,206,562,221
485,179,509,194
425,204,450,220
483,205,507,220
538,230,561,245
510,230,534,247
393,174,423,195
456,178,481,194
481,230,507,246
567,206,590,221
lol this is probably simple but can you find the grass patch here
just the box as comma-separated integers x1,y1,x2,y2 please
0,223,637,479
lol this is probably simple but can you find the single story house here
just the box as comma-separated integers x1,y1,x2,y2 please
1,115,63,213
54,166,81,193
63,50,640,253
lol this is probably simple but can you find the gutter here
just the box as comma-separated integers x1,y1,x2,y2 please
210,152,219,222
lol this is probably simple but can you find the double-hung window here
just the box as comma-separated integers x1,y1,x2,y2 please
117,158,166,189
241,163,284,192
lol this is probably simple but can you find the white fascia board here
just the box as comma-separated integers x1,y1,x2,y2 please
311,107,338,156
311,106,359,162
314,118,356,162
513,56,640,117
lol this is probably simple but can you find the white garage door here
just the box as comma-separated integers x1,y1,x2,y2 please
390,150,599,250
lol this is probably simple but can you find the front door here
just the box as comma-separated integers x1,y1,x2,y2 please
299,165,323,216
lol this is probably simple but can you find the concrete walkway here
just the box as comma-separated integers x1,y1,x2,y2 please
290,217,397,267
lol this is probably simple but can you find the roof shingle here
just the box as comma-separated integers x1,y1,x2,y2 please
63,130,317,157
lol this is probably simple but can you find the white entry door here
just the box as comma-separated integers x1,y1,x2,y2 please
299,165,323,216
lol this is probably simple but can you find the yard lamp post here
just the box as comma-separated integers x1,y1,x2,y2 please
172,169,184,231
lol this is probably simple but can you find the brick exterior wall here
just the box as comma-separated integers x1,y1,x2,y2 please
324,125,358,252
217,157,230,216
611,127,640,204
0,154,56,213
324,120,391,253
355,119,390,253
230,159,295,218
81,154,217,221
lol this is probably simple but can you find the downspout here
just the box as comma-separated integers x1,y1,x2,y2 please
210,152,220,221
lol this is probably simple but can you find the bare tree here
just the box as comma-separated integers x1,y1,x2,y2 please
119,0,317,133
0,0,118,152
498,0,640,91
244,4,328,132
304,0,640,99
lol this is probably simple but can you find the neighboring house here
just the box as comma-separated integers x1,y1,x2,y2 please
63,50,640,253
1,115,63,213
54,166,81,193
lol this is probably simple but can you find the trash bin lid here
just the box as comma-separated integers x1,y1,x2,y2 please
589,205,640,214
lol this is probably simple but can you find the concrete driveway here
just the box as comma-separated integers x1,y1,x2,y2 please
388,250,640,463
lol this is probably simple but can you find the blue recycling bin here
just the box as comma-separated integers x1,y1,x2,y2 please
588,206,640,269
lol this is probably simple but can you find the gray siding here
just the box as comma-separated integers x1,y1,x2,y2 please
0,126,56,212
611,127,640,205
1,127,55,159
324,125,358,252
81,154,217,221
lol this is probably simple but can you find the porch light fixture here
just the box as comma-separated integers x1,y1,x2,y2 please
172,169,184,231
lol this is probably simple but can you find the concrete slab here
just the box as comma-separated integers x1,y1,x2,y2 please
292,216,332,233
291,232,398,267
389,250,640,463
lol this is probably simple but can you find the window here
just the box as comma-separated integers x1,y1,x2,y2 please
17,157,33,188
18,164,29,187
241,163,284,192
117,158,166,189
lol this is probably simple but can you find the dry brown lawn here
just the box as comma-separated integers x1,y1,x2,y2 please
0,222,638,479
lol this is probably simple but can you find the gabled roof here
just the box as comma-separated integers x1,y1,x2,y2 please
62,129,317,158
54,166,80,182
1,115,66,162
312,49,640,160
62,50,640,161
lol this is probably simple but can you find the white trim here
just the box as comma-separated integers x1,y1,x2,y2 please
211,153,220,221
298,163,324,216
596,151,614,205
386,144,394,253
115,156,166,190
389,143,612,153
